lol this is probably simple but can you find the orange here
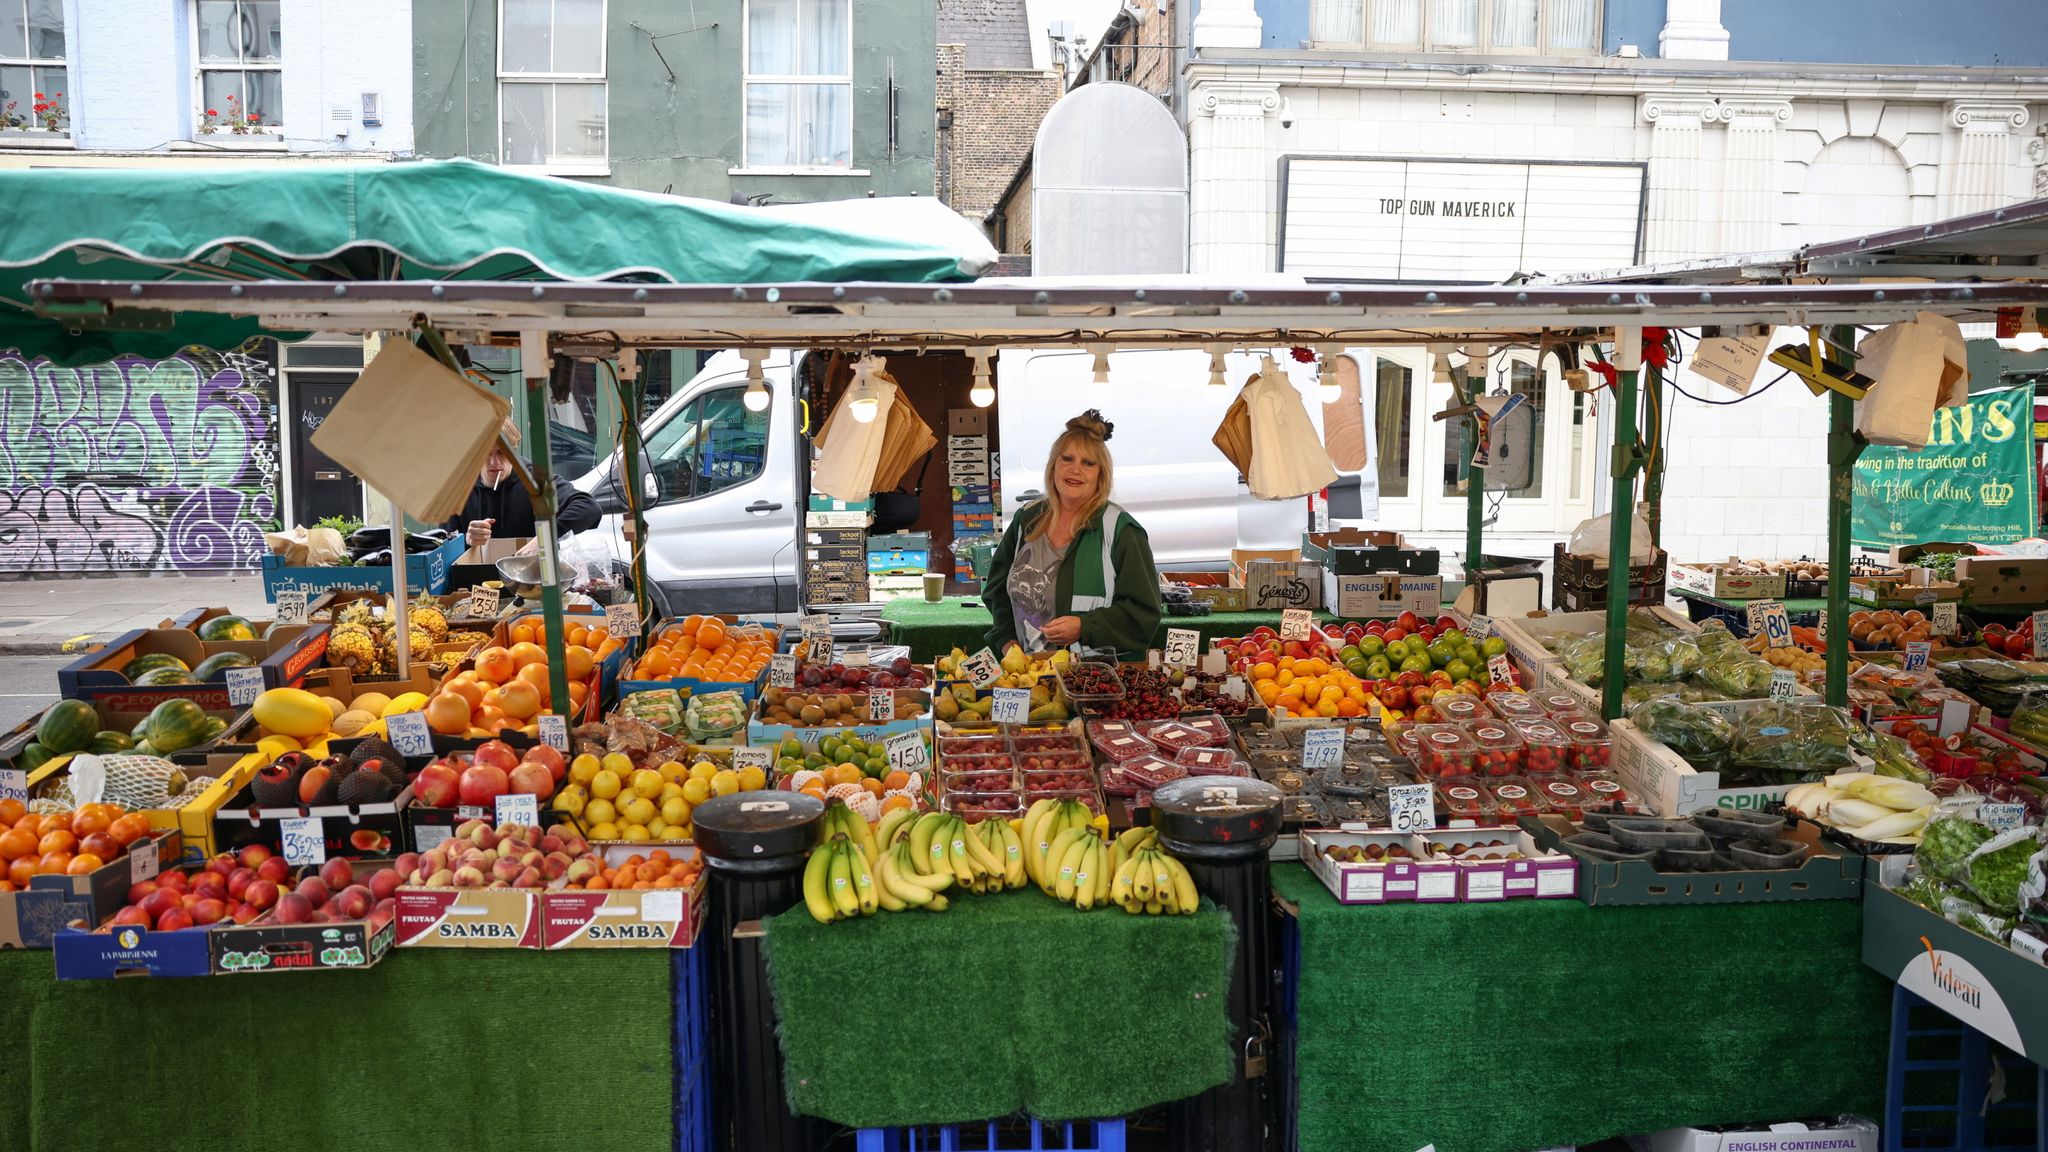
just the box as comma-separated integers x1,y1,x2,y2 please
697,621,726,649
800,783,827,801
509,641,548,669
510,622,538,645
861,779,885,797
474,705,510,733
66,853,103,875
7,857,33,886
597,638,624,660
823,764,862,788
0,828,36,861
568,680,589,708
106,813,151,848
565,623,589,648
681,615,704,636
0,798,20,827
37,829,76,856
443,677,485,710
563,645,595,681
36,812,71,836
882,794,915,814
883,770,910,790
585,626,611,648
37,851,72,875
426,691,474,735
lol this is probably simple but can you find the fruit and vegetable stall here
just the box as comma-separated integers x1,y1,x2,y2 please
8,175,2048,1151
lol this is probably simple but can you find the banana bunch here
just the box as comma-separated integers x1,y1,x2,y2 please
802,832,880,922
1106,826,1200,916
893,809,1026,895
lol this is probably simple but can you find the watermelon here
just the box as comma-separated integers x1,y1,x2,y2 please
198,615,257,642
35,698,99,755
133,666,197,686
19,742,53,772
121,652,190,680
192,651,258,682
202,717,228,740
88,730,135,754
142,699,212,755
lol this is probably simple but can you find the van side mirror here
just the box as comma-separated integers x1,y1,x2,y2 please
592,475,627,515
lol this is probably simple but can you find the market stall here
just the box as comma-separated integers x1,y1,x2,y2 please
9,168,2048,1152
882,596,1333,664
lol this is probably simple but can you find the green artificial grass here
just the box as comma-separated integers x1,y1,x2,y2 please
0,948,672,1152
1270,864,1891,1152
883,596,1332,663
763,886,1236,1128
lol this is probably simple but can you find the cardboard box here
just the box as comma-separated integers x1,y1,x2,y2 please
1609,713,1838,817
805,542,865,567
1954,554,2048,605
261,534,466,603
806,526,866,548
1161,572,1247,612
1626,1121,1877,1152
1491,607,1697,692
1,696,245,772
0,829,181,949
111,752,263,867
1862,854,2048,1058
395,887,541,948
1299,830,1457,903
1887,542,1974,567
539,848,708,949
1667,563,1788,601
1323,570,1442,620
950,484,995,504
807,557,864,582
865,548,930,575
52,919,217,979
1301,530,1440,577
212,913,396,975
211,778,414,862
292,664,439,710
808,580,871,605
806,510,868,529
447,537,535,591
947,434,989,452
948,408,989,436
58,624,330,708
1849,572,1967,607
1236,559,1325,612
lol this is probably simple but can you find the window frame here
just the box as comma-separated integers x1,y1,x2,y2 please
497,0,610,176
739,0,856,173
191,0,283,139
1325,0,1600,56
1,0,68,135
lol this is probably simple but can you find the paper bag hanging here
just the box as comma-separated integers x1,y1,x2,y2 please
310,337,512,524
813,375,894,502
1211,391,1254,478
872,384,938,492
1245,360,1338,500
1854,313,1972,449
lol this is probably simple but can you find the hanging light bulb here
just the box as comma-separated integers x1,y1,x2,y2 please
1087,343,1112,386
1316,344,1343,404
1428,342,1460,385
847,355,881,424
741,348,771,412
968,347,995,408
1204,343,1230,387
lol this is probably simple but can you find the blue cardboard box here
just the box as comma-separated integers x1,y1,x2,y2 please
260,535,465,603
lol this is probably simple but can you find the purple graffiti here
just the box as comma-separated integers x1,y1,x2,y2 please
0,344,280,573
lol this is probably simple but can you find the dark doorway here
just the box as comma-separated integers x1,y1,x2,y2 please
290,371,364,526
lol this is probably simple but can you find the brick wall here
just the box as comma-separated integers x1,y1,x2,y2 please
994,167,1033,255
935,48,1059,222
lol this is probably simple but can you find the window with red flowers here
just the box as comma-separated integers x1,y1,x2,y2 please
0,0,67,133
193,0,280,136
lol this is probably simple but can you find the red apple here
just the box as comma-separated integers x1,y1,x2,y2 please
507,761,555,802
1380,686,1410,711
522,743,567,782
273,893,313,924
155,908,194,932
244,879,280,911
472,740,520,773
458,763,510,809
416,762,462,808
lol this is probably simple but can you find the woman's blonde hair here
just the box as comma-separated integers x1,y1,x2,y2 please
1025,411,1114,542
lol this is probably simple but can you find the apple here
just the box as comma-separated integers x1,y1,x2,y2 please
189,897,227,926
238,843,274,870
207,854,238,879
459,763,510,808
158,870,187,889
507,761,555,802
416,762,462,808
1397,611,1422,632
230,903,262,924
111,905,152,929
522,743,567,782
227,867,256,901
1380,686,1410,710
127,880,158,904
138,888,182,922
472,740,520,773
243,879,280,911
189,870,228,897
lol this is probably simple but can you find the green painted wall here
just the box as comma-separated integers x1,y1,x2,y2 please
414,0,937,203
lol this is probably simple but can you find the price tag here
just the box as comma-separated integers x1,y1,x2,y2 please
494,793,538,828
1388,782,1436,832
1769,670,1798,702
1817,610,1828,644
884,730,929,773
1342,870,1384,902
1301,727,1345,769
1223,675,1248,700
413,824,453,852
605,601,643,637
0,767,25,805
127,837,159,883
385,711,434,758
1487,654,1516,687
457,805,489,821
1932,601,1957,636
1163,628,1200,668
1748,601,1792,648
769,653,797,688
467,584,501,618
1978,802,2026,832
1466,614,1492,641
2032,610,2048,658
800,614,834,664
537,714,569,752
274,589,308,627
867,690,895,723
990,687,1030,725
1280,609,1312,641
731,745,774,773
280,816,326,866
224,666,266,706
1902,641,1931,673
961,647,1002,688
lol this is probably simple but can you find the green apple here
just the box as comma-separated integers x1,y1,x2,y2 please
1481,636,1509,659
1399,655,1432,675
1445,659,1472,683
1358,636,1385,658
1366,656,1393,680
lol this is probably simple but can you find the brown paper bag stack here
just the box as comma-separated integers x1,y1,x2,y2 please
311,337,513,524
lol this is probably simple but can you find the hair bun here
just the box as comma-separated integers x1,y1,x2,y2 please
1067,409,1113,442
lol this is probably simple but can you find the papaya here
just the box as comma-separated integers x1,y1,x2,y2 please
191,651,258,682
250,687,333,740
35,698,99,755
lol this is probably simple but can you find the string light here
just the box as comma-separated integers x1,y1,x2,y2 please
1204,343,1230,387
848,355,881,423
741,348,770,412
968,347,995,407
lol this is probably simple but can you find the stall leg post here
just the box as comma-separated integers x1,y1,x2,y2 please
520,332,574,719
615,353,651,626
1643,361,1664,552
1826,380,1863,709
1602,334,1645,721
1466,361,1487,582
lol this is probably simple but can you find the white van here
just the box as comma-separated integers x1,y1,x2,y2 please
571,347,1374,616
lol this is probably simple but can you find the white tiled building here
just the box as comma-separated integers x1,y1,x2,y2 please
1167,0,2048,566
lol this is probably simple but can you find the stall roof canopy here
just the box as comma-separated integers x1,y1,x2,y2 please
1542,196,2048,286
0,158,996,364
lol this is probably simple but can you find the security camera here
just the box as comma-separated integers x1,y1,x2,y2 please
1278,97,1294,130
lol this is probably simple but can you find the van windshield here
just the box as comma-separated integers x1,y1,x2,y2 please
642,385,771,502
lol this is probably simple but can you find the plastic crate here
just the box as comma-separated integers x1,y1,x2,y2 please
854,1118,1126,1152
673,944,710,1152
1275,908,1302,1152
1675,594,1823,638
1884,986,2041,1151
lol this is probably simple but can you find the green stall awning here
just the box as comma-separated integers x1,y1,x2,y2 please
0,158,996,364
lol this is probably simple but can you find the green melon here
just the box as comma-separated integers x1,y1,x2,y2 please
191,651,258,682
133,666,197,686
121,652,191,680
19,743,53,772
197,615,257,642
35,699,99,755
143,698,213,755
88,730,135,754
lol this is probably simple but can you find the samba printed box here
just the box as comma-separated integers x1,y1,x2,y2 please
395,886,541,948
539,847,708,949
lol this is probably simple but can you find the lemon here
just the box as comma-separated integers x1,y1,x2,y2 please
689,760,719,784
584,798,617,827
663,825,691,842
647,817,669,838
630,768,665,800
682,778,712,805
661,797,690,825
623,823,652,842
710,769,740,797
660,782,685,802
622,797,657,826
589,821,620,840
736,765,767,792
552,784,588,817
569,754,601,787
658,760,689,783
601,752,634,777
590,769,623,800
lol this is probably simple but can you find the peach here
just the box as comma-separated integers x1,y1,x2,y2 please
320,858,355,891
452,865,486,888
491,857,525,884
189,897,227,926
156,907,195,932
244,879,280,911
368,869,401,901
295,877,330,909
273,893,313,924
424,868,454,888
257,856,292,884
230,903,262,924
332,885,373,919
542,852,572,881
393,852,420,879
514,866,543,888
454,818,487,840
238,843,275,870
564,858,599,885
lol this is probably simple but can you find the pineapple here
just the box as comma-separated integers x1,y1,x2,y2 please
330,622,378,673
380,626,433,665
410,598,449,642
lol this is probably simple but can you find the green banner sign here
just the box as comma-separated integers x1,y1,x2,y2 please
1853,383,2037,547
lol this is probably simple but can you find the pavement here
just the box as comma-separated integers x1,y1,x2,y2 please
0,574,274,655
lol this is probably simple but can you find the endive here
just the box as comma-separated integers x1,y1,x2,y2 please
1825,773,1937,811
1852,805,1933,841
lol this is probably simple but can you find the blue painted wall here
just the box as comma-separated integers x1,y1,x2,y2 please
1603,0,1663,56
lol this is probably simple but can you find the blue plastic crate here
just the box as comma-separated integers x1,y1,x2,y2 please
855,1118,1126,1152
673,944,710,1152
1884,986,2041,1151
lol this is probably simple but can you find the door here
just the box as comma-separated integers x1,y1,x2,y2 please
287,372,364,527
637,377,795,614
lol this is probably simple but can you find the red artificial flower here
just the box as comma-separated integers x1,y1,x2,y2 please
1289,346,1316,364
32,92,42,100
205,108,217,116
248,113,260,122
